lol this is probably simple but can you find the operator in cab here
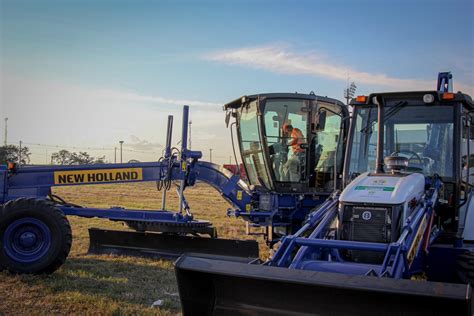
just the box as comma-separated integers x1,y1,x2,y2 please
282,123,306,181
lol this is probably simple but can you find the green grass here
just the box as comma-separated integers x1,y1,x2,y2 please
0,182,268,315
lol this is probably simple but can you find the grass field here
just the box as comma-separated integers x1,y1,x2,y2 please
0,182,268,315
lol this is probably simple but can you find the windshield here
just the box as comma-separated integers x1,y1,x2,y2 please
349,104,454,178
264,99,309,183
238,100,272,188
263,99,344,191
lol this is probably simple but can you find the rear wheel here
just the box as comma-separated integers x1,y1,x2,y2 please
0,198,72,274
456,251,474,284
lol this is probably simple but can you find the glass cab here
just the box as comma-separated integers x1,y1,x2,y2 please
345,91,474,236
225,93,349,193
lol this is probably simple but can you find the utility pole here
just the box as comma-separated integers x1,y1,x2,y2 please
119,141,124,163
4,117,8,146
209,148,213,163
188,120,192,150
114,147,117,163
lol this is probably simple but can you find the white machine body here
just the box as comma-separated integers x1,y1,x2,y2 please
340,172,426,220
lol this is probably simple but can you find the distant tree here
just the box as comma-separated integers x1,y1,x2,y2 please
0,145,31,165
51,149,105,165
51,150,71,165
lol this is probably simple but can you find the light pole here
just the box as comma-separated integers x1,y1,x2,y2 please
4,117,8,146
209,148,212,163
114,147,117,163
119,141,124,163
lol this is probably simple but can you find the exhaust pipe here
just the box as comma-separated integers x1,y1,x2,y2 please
375,95,385,174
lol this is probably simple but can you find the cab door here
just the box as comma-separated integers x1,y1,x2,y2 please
309,102,344,191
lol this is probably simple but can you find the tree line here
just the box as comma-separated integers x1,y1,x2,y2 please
0,145,105,165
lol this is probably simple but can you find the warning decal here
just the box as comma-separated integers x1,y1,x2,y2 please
54,168,143,185
355,185,395,192
407,214,428,266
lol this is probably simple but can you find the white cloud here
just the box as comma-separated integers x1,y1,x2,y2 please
206,45,473,94
127,135,163,151
94,89,221,107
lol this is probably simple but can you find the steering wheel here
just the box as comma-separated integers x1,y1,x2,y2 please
391,150,423,165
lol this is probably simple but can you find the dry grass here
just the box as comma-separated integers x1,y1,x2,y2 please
0,182,268,315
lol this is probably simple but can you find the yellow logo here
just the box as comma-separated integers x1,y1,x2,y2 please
407,215,428,265
237,191,243,200
54,168,143,185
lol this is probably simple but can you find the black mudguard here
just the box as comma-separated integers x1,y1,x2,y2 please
175,255,472,316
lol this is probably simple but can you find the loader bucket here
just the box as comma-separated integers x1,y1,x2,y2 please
175,256,473,316
88,228,259,261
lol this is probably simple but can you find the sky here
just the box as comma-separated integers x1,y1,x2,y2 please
1,0,473,164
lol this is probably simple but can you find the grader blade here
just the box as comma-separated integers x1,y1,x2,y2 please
175,256,473,316
88,228,259,260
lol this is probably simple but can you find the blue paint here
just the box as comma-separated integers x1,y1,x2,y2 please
0,105,316,240
265,178,464,281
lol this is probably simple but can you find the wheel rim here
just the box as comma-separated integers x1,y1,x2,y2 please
3,217,52,263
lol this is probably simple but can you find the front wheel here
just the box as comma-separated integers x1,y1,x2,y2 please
0,198,72,274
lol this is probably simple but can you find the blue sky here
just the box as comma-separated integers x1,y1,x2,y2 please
1,0,473,163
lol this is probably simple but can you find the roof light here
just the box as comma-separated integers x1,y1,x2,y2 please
423,94,435,103
7,162,15,170
442,92,455,100
356,95,367,103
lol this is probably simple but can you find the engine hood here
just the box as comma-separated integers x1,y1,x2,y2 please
340,172,425,205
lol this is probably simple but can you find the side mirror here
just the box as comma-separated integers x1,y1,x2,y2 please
468,114,474,133
225,111,231,128
315,111,327,131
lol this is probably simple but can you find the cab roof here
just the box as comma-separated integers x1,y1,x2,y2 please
350,90,473,110
224,92,346,110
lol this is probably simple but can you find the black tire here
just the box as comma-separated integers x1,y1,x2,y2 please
0,198,72,274
456,251,474,284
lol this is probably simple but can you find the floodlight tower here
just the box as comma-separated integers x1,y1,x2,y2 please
344,81,357,105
